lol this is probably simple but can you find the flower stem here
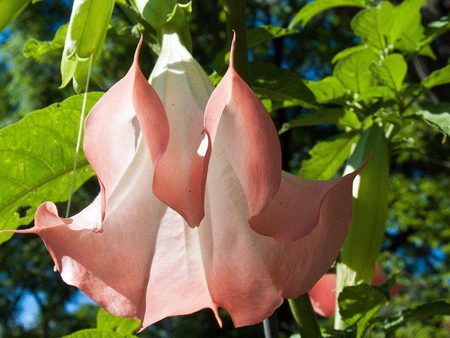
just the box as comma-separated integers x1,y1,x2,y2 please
66,54,93,218
263,313,279,338
222,0,250,82
288,294,322,337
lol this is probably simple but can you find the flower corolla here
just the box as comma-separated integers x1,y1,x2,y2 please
11,33,366,330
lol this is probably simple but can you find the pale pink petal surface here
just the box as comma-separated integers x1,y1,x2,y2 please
84,36,168,223
200,138,362,325
150,32,213,227
204,36,282,217
26,143,218,329
308,273,337,317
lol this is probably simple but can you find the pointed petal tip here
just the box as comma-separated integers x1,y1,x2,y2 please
229,30,237,70
133,34,144,65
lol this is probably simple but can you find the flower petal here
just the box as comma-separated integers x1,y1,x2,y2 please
84,36,169,222
18,140,219,331
204,33,282,217
150,32,213,227
249,165,363,242
308,274,337,317
199,138,361,326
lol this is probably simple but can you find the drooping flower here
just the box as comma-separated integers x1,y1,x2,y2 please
8,32,366,331
309,265,403,317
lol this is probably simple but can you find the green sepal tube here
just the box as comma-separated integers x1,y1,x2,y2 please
335,123,389,328
138,0,192,53
61,0,114,90
0,0,31,33
64,0,115,60
338,123,390,280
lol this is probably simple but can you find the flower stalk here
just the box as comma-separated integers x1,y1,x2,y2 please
289,294,322,337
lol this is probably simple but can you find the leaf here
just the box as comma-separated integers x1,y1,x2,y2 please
421,63,450,89
23,24,67,60
299,131,360,180
142,0,177,29
306,76,347,104
340,124,390,283
332,45,368,64
63,329,135,338
0,93,101,244
338,284,387,337
0,0,31,33
247,25,299,48
417,103,450,139
250,62,318,108
350,3,394,49
334,49,378,94
96,309,141,335
289,0,366,28
388,0,427,44
355,86,396,103
421,15,450,47
394,11,427,54
370,54,407,92
279,108,361,134
377,301,450,334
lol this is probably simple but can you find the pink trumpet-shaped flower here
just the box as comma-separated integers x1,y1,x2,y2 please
8,33,366,331
309,265,403,317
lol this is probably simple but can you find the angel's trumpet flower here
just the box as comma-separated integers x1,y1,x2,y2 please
8,33,366,331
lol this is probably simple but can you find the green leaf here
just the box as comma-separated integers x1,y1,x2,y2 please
377,301,450,334
299,131,360,180
63,329,135,338
306,76,347,104
0,0,31,33
421,63,450,89
0,93,101,244
355,86,396,103
394,11,427,55
250,62,318,108
417,103,450,139
23,24,67,60
350,2,394,49
289,0,366,28
340,124,390,283
421,15,450,47
334,49,378,94
96,309,140,335
388,0,427,44
332,45,368,64
247,25,298,48
338,284,387,337
142,0,177,29
280,108,361,134
370,54,407,92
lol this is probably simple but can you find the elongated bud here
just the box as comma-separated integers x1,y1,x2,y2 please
64,0,114,60
61,0,114,90
339,123,390,283
334,123,389,329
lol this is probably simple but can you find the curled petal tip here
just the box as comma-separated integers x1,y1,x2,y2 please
134,35,144,65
